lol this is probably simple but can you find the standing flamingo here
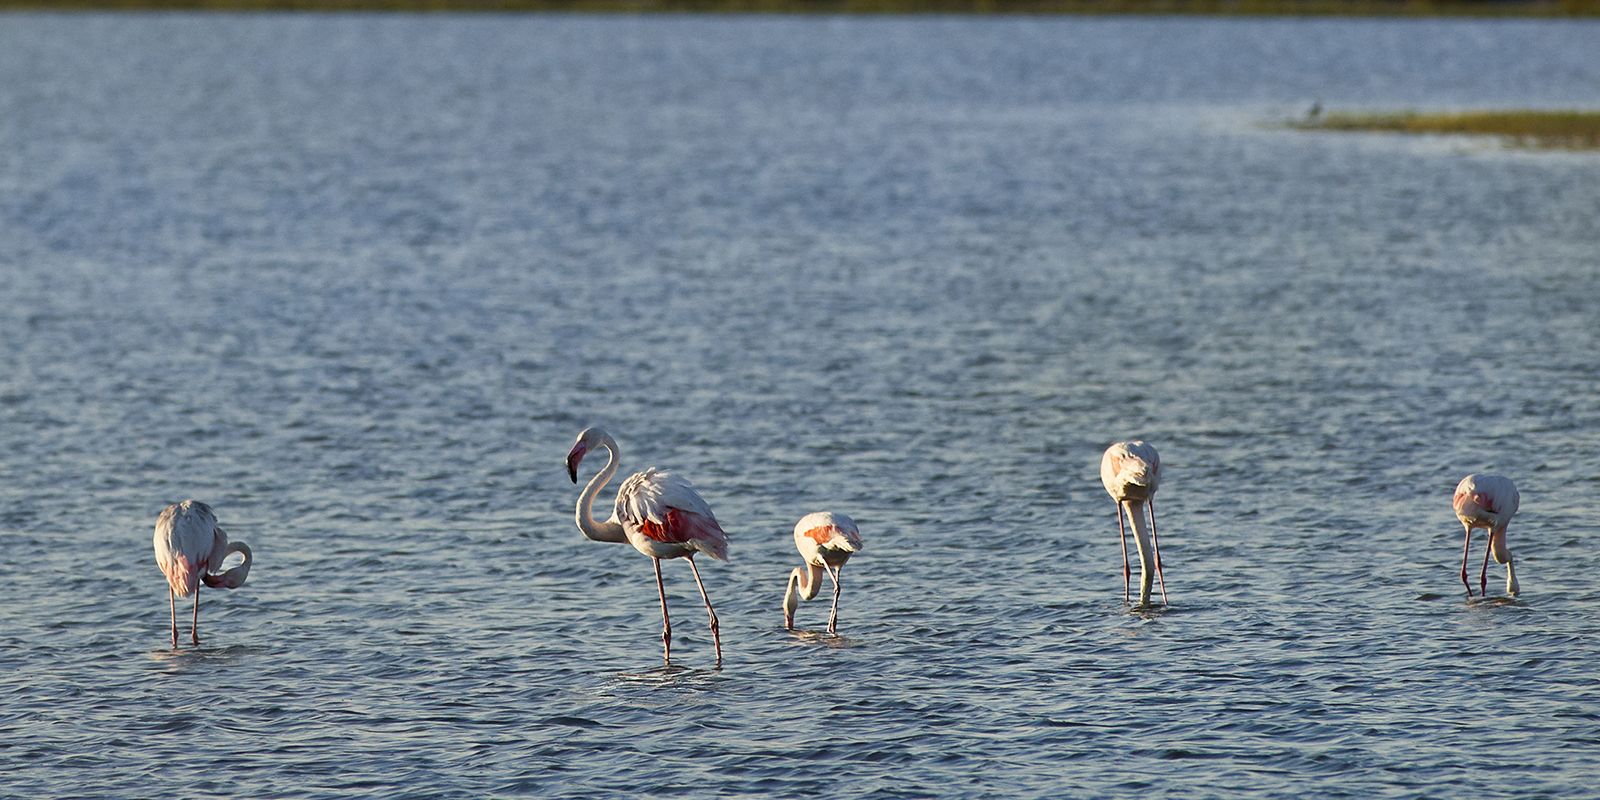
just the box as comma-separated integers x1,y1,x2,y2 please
152,500,253,648
1100,441,1167,607
566,426,729,664
782,512,864,635
1452,474,1520,598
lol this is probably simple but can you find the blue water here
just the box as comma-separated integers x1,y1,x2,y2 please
2,14,1599,797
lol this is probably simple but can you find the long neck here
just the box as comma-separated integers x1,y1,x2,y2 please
576,436,627,544
783,563,824,618
204,540,252,589
1123,502,1156,606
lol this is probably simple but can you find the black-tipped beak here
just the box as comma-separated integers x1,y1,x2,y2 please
566,446,584,483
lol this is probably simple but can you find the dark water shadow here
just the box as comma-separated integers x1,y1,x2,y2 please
146,643,270,669
785,628,861,648
606,662,725,690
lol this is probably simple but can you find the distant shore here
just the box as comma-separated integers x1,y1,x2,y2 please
2,0,1597,15
1291,110,1600,149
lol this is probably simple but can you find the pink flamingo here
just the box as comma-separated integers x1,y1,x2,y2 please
782,512,864,635
1099,441,1167,607
152,500,253,648
1452,474,1520,598
566,426,729,664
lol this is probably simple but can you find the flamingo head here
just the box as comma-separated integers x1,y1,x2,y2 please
566,426,611,483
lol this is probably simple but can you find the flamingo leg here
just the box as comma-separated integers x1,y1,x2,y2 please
653,557,672,664
686,556,722,664
191,591,201,645
825,565,843,635
1116,502,1130,604
1480,536,1492,597
1150,499,1169,605
1460,524,1473,598
169,587,178,649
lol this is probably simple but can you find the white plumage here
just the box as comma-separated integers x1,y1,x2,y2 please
567,426,727,664
783,511,864,634
1452,473,1520,597
152,500,252,647
1099,441,1168,607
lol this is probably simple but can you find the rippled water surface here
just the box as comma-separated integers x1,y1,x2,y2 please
2,14,1599,797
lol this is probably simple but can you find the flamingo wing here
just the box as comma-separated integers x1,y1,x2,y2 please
615,468,729,561
153,500,221,597
795,511,863,553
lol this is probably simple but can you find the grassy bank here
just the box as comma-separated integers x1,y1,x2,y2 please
1292,110,1600,149
1,0,1597,14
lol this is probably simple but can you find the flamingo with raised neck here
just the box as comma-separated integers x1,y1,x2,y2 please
567,426,729,664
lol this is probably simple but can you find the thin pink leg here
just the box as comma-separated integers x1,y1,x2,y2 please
1116,503,1130,604
191,592,201,645
1479,536,1492,597
1460,525,1473,598
169,588,178,649
1150,499,1169,605
686,556,722,664
654,557,672,664
825,565,843,635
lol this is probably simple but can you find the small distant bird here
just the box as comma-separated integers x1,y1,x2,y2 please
1308,99,1323,121
1452,474,1520,598
1100,441,1167,607
783,512,864,635
567,426,728,664
152,500,253,648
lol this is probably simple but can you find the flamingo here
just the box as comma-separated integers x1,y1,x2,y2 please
782,512,864,635
152,500,253,648
1452,474,1520,598
566,426,729,664
1099,441,1167,607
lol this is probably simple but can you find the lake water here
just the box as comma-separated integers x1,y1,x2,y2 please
2,13,1598,797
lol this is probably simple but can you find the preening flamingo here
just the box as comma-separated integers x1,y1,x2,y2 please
566,426,729,664
1452,474,1520,598
782,512,863,635
152,500,253,648
1100,441,1167,607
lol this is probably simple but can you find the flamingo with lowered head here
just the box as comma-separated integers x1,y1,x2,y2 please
1100,441,1167,607
152,500,253,648
1452,473,1520,598
783,512,864,635
566,426,728,664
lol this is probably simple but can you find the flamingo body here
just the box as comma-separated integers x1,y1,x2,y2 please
615,468,729,562
783,512,863,634
1452,474,1519,597
567,426,727,664
152,500,252,647
1099,441,1168,607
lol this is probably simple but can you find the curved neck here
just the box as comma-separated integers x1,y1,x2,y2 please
783,563,824,618
576,435,627,544
1123,502,1155,606
205,540,252,589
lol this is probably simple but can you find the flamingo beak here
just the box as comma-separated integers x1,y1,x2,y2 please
566,443,586,483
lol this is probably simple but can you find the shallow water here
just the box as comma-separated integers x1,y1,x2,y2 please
2,14,1599,798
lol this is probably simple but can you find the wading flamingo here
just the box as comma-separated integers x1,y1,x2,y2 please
152,500,253,648
1100,441,1167,607
783,512,864,635
1452,474,1520,598
566,426,728,664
